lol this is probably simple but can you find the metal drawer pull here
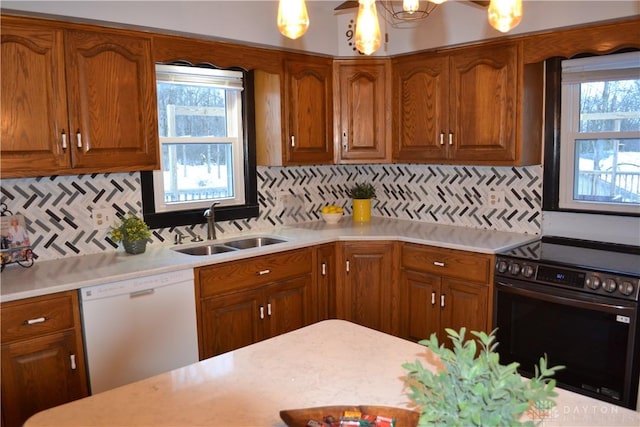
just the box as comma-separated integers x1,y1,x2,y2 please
61,130,67,149
441,294,445,307
439,133,444,145
267,303,272,316
433,261,445,267
25,317,47,325
321,262,326,276
431,291,436,305
70,354,77,370
346,260,350,273
257,269,271,275
290,135,295,147
130,289,154,298
76,130,82,148
259,306,264,319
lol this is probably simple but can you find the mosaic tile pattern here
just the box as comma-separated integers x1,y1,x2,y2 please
0,164,542,262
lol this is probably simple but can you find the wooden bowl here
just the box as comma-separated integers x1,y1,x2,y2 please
280,405,419,427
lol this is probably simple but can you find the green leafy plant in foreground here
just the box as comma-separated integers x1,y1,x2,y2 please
403,328,564,427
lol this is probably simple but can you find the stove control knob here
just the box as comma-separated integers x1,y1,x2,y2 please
603,278,618,293
585,275,601,290
496,260,508,274
508,263,521,276
618,280,635,296
522,265,535,278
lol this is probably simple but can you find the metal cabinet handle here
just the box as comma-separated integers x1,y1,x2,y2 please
257,269,271,276
346,260,350,273
439,133,444,145
433,261,445,267
441,294,445,307
431,291,436,305
25,317,47,325
290,135,295,147
259,306,264,320
76,130,82,148
267,303,272,316
61,130,67,149
70,354,77,370
448,133,453,145
342,131,348,151
321,262,327,276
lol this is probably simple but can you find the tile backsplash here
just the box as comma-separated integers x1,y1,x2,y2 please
0,164,542,262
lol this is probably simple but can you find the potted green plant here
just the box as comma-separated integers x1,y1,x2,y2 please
346,182,376,222
109,213,152,254
403,328,563,427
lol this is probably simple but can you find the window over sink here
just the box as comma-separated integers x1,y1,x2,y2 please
141,62,258,229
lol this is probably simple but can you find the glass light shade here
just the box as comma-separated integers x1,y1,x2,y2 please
430,0,447,4
277,0,309,40
355,0,382,56
403,0,420,14
488,0,522,33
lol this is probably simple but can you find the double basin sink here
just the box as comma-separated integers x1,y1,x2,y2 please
172,236,287,256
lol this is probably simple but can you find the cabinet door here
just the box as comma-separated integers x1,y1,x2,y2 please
199,289,262,359
316,243,337,320
398,270,441,343
393,55,448,162
449,42,518,162
340,242,395,334
64,30,159,172
0,20,71,177
334,60,390,163
265,274,314,338
283,58,333,164
439,278,489,341
1,331,87,427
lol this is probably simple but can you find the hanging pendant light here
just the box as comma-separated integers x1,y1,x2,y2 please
488,0,522,33
403,0,420,14
277,0,310,40
355,0,382,56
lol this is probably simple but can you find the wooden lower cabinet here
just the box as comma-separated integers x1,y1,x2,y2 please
336,241,398,334
315,243,337,320
195,248,315,359
398,243,493,345
1,291,88,427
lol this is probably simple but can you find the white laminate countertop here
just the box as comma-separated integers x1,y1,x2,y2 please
24,319,640,427
0,217,538,303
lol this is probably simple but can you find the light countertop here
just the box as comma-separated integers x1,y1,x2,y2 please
24,319,640,427
1,217,538,302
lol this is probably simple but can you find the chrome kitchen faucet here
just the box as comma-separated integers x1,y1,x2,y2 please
204,202,219,240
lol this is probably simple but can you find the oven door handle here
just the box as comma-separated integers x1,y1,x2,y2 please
496,280,637,314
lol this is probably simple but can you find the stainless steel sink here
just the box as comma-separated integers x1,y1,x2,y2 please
173,244,238,256
223,237,287,250
171,236,287,256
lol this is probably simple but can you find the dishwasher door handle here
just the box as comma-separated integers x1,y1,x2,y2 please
129,289,155,298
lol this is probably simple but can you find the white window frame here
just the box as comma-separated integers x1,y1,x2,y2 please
152,64,245,213
559,52,640,214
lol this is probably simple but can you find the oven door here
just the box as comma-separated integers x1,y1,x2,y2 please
494,278,640,409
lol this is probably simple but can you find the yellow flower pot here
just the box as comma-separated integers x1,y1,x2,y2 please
352,199,372,222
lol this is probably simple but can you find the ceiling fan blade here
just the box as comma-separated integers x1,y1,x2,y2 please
334,1,359,11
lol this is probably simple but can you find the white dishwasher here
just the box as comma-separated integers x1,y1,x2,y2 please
80,269,199,394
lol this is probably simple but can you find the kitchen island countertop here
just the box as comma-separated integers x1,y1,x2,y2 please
24,319,640,427
1,217,538,302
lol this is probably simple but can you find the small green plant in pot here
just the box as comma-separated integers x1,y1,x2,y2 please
346,182,376,222
403,328,564,427
109,213,152,254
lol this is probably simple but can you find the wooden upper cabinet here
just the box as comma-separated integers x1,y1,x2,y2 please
449,43,518,162
1,21,71,175
393,55,449,161
333,59,391,163
63,30,159,172
393,41,542,166
283,57,334,164
0,16,159,178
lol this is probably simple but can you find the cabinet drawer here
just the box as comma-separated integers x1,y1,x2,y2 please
401,244,491,283
1,291,77,343
198,248,312,298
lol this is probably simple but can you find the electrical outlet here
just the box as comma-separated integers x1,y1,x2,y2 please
92,208,112,230
487,190,506,208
